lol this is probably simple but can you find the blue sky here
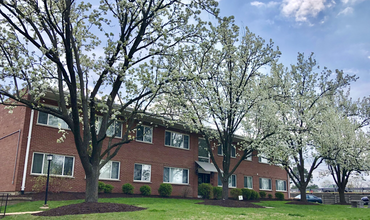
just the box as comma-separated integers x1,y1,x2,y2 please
217,0,370,100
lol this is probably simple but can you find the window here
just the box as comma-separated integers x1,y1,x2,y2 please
245,153,252,161
198,138,209,162
244,176,253,189
136,125,153,143
218,174,237,188
258,156,269,164
259,178,272,190
165,131,189,149
38,111,69,129
217,145,222,156
231,145,236,158
99,161,120,180
96,117,122,138
163,167,189,184
276,180,287,191
134,164,151,182
31,153,74,177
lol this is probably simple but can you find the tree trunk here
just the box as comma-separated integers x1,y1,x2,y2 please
338,188,346,204
300,187,307,202
85,166,100,203
222,180,229,200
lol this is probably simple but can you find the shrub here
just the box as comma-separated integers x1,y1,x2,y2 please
98,181,105,193
140,185,151,196
259,191,267,198
268,194,273,199
158,183,172,197
230,188,242,200
241,188,252,200
122,183,134,194
104,184,114,193
198,183,213,199
250,190,260,200
213,187,222,200
275,192,284,200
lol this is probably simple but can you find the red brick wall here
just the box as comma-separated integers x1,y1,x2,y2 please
3,107,288,198
0,105,27,192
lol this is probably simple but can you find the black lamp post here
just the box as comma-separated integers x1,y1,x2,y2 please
44,154,53,207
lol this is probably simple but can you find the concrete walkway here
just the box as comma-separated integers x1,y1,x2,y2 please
4,211,43,216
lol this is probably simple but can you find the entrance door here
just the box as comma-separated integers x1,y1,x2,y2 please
198,173,210,185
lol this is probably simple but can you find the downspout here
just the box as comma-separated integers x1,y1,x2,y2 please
21,109,34,194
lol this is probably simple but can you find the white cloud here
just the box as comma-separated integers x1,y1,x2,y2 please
251,1,279,7
338,6,354,15
368,56,370,59
341,0,365,5
281,0,329,22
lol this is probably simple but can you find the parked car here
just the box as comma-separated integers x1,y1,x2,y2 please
294,194,323,203
321,184,351,192
361,196,369,205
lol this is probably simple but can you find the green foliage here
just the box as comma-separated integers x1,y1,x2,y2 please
268,194,273,199
140,185,151,196
158,183,172,197
230,188,242,200
122,183,134,195
275,192,284,200
104,184,114,193
241,188,252,200
98,182,105,193
198,183,213,199
213,187,222,200
259,191,267,198
250,190,260,200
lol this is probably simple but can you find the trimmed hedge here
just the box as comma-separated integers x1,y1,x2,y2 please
140,185,151,196
122,183,134,194
250,190,260,200
230,188,242,200
213,187,222,200
98,181,105,193
104,184,114,193
198,183,213,199
268,194,273,199
241,188,252,200
158,183,172,197
259,191,267,198
275,192,284,200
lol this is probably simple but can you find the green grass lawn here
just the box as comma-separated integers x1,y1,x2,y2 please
3,198,370,220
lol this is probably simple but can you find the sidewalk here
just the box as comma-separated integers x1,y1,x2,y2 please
4,211,43,216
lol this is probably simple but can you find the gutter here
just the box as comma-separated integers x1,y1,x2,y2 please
21,109,34,194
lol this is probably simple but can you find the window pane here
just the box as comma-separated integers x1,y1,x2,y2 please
63,157,73,176
106,122,115,136
32,153,44,174
38,112,48,125
136,126,144,141
144,127,152,143
100,162,112,179
165,132,171,146
198,139,208,158
47,155,64,175
142,164,151,181
172,133,183,148
231,146,236,157
218,176,222,186
232,175,236,187
244,176,252,188
183,135,189,149
114,122,122,138
48,114,59,127
163,167,170,182
134,164,142,180
182,169,188,184
218,145,222,155
111,162,119,179
170,168,183,183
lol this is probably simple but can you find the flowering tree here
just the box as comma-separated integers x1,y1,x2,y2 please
262,53,356,202
0,0,218,202
317,94,370,203
154,17,281,199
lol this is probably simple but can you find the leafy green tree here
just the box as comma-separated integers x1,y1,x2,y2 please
0,0,218,202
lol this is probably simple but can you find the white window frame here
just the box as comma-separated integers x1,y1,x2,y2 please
99,161,120,181
96,117,122,138
244,152,252,161
163,167,189,184
244,176,253,189
258,155,269,164
231,145,236,158
198,138,210,163
31,152,74,177
37,108,69,129
276,179,287,192
133,163,151,182
164,130,190,150
218,174,237,188
259,177,272,191
136,125,153,143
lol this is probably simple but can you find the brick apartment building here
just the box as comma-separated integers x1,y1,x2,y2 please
0,100,289,198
